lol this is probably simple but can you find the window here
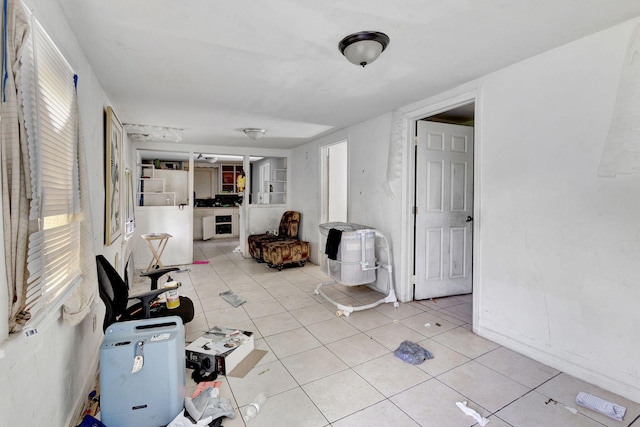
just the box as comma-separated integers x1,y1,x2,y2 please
20,15,81,327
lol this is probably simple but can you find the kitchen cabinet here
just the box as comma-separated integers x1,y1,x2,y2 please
194,207,239,240
194,167,218,199
220,164,243,194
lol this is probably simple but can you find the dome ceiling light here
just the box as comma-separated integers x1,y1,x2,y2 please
339,31,390,68
243,128,266,140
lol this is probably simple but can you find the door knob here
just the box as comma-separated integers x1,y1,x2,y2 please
466,216,473,222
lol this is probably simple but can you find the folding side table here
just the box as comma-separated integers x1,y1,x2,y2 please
141,233,172,271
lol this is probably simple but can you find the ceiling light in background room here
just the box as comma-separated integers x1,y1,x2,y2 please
196,154,218,163
339,31,389,67
243,128,266,140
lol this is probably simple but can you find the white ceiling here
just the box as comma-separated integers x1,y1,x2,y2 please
58,0,640,150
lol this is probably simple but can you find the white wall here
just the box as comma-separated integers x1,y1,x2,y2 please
134,207,194,269
291,17,640,401
470,19,640,401
0,1,135,425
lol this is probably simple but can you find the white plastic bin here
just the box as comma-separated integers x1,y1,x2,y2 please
319,222,376,285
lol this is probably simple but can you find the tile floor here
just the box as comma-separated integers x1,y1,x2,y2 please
135,238,640,427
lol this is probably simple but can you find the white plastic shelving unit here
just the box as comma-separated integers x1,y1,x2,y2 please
137,164,176,206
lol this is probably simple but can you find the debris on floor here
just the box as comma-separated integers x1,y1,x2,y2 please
185,386,235,422
77,414,106,427
456,401,490,426
243,392,267,422
575,391,626,421
394,340,434,364
192,381,222,398
186,327,266,380
544,398,577,414
219,290,246,307
168,409,212,427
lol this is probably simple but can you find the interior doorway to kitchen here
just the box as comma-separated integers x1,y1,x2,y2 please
321,140,348,223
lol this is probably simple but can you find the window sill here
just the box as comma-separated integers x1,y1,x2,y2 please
0,276,79,359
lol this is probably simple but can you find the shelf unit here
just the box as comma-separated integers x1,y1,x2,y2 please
265,168,287,204
137,164,176,206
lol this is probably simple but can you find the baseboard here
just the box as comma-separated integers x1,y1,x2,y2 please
476,325,640,403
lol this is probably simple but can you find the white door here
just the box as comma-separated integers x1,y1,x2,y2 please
415,121,474,299
202,215,216,240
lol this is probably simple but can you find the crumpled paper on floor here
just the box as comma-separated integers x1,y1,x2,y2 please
575,391,626,421
456,401,489,426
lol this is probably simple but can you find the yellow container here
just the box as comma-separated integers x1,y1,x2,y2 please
164,281,181,309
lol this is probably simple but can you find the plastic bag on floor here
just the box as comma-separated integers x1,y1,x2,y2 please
185,386,235,421
168,409,212,427
219,290,246,307
394,340,434,365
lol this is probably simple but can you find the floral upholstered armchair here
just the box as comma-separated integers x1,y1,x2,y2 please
248,211,300,262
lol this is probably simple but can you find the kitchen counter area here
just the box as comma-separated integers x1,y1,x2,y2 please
193,207,239,240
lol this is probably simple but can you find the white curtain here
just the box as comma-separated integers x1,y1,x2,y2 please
382,110,407,199
2,0,95,329
2,0,33,332
62,87,97,325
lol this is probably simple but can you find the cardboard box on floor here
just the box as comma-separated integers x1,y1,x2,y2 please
186,326,267,378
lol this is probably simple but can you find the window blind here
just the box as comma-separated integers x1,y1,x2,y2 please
21,16,81,322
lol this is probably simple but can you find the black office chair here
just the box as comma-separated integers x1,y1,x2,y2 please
96,255,194,331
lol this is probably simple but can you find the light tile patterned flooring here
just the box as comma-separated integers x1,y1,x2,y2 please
138,238,639,426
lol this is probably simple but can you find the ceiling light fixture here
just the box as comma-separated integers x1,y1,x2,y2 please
243,128,266,141
196,154,218,163
339,31,390,68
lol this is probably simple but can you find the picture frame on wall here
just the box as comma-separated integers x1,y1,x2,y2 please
105,106,123,245
124,168,136,235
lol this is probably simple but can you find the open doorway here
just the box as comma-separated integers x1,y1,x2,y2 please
321,140,348,223
414,103,475,305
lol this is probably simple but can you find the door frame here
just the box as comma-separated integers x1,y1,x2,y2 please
401,89,482,332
